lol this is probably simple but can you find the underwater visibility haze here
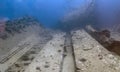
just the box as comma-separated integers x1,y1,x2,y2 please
1,0,120,72
0,0,120,30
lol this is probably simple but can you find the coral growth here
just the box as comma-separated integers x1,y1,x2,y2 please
0,16,41,39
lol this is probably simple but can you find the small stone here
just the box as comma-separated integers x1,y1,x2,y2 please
36,67,41,71
76,67,81,70
58,50,61,52
44,65,49,68
98,54,103,60
79,58,87,62
82,45,92,51
60,44,64,47
24,63,30,66
30,51,36,54
63,53,67,57
21,55,29,61
45,61,49,64
15,64,20,67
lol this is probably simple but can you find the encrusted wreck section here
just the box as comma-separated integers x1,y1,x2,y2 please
86,25,120,55
0,16,41,39
72,29,120,72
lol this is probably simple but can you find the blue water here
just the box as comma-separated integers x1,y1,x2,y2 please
96,0,120,28
0,0,120,29
0,0,85,28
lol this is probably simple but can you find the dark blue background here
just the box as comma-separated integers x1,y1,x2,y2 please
0,0,120,28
